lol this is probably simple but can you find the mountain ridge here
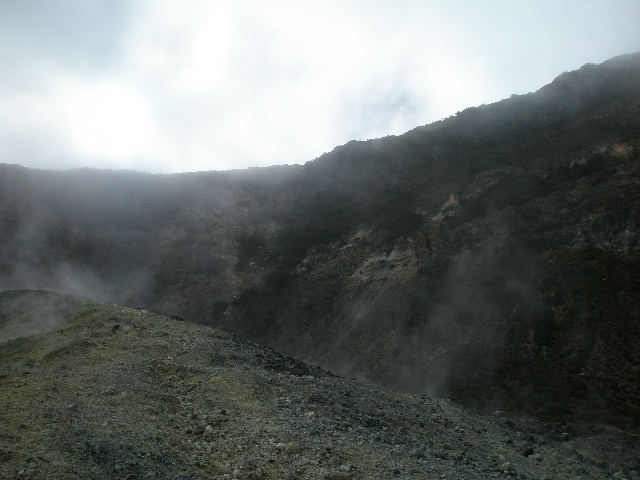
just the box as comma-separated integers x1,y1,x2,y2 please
1,53,639,427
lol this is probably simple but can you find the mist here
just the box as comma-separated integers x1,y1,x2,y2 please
0,166,167,306
0,289,74,341
399,220,540,399
1,54,639,425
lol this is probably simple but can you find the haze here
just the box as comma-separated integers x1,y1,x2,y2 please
2,0,639,173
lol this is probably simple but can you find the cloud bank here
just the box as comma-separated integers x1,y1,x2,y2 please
1,0,639,173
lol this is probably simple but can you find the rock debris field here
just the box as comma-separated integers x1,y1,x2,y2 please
0,290,638,480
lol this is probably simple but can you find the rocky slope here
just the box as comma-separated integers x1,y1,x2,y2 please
1,290,639,480
0,53,639,427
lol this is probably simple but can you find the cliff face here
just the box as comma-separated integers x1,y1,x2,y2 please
1,53,639,426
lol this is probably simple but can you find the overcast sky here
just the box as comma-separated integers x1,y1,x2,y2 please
1,1,639,174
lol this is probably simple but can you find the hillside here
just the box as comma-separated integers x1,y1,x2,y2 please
1,290,639,480
1,53,639,427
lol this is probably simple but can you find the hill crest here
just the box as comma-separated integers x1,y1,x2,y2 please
1,289,638,479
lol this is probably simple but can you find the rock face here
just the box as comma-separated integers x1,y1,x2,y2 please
1,53,640,427
1,290,639,480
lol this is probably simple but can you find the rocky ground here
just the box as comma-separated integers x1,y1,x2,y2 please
1,290,639,480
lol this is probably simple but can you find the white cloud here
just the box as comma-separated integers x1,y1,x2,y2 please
1,0,639,173
56,80,160,162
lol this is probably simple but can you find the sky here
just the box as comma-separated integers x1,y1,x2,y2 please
1,1,639,174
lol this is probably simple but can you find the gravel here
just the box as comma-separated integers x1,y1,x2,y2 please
1,290,638,479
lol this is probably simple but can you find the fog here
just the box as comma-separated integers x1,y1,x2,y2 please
0,167,168,305
0,290,71,341
1,53,639,426
400,220,540,398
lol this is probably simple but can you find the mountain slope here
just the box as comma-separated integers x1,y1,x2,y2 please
1,53,639,426
1,290,638,480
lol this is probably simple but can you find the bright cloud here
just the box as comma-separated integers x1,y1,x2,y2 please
1,0,639,173
57,80,160,161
